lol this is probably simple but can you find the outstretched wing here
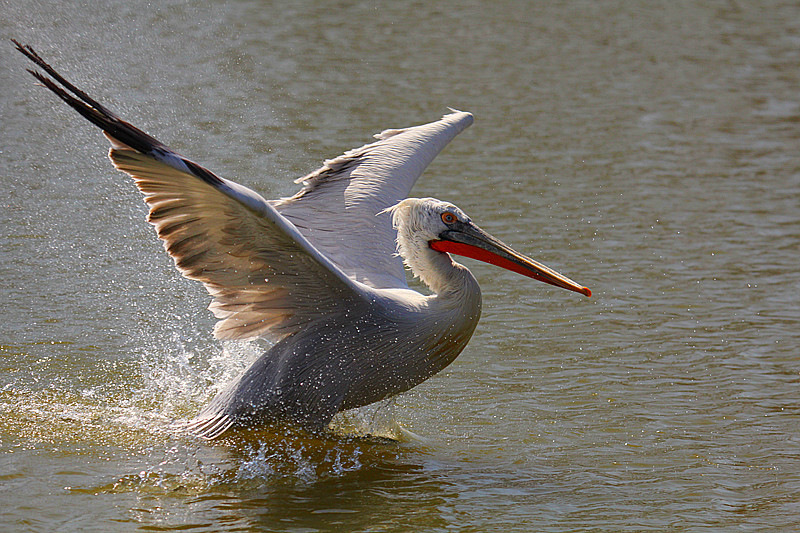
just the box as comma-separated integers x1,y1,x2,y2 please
15,41,368,342
272,110,474,289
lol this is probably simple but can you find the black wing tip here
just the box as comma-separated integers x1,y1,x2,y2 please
13,39,166,156
11,38,35,60
11,38,25,53
11,40,50,73
13,39,112,114
14,39,229,189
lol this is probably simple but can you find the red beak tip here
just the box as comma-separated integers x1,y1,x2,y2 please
582,287,592,298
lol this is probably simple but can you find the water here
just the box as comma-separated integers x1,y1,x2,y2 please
2,1,799,530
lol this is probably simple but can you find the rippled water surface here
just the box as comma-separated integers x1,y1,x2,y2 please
2,1,799,531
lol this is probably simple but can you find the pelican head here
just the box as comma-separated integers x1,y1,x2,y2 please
387,198,591,297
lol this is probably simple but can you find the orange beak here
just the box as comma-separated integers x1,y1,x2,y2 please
430,221,591,297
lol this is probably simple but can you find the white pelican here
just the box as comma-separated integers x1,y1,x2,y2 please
15,41,591,439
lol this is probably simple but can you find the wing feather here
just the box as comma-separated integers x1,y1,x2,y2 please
108,148,365,341
14,41,368,342
272,110,474,289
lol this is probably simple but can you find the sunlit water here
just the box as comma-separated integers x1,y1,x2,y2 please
2,1,799,531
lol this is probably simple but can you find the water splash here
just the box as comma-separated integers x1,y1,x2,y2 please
135,333,266,424
3,322,417,496
134,327,412,442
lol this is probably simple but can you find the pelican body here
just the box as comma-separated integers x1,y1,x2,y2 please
16,41,591,439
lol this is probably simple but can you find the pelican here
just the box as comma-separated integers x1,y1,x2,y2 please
15,41,591,439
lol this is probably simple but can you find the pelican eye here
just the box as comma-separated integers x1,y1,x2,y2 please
441,212,458,224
